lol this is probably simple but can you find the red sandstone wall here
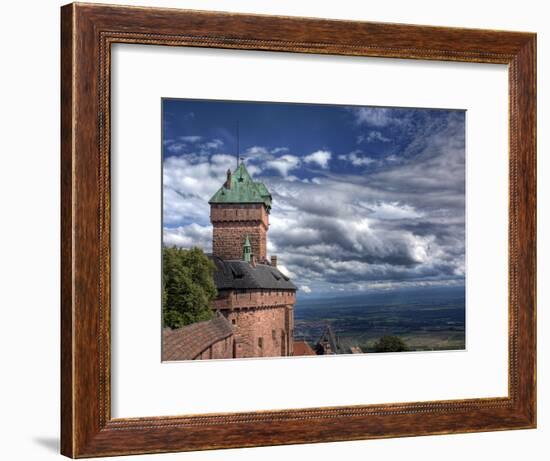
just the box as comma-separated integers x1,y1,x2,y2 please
285,304,294,356
212,290,295,358
210,204,269,226
226,305,293,358
212,224,267,261
213,290,296,310
210,204,269,260
197,335,235,360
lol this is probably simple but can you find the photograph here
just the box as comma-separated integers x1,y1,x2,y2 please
161,99,466,361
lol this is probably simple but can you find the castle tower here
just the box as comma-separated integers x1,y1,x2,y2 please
209,163,271,262
208,162,296,359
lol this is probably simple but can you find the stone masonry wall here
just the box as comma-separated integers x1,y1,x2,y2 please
197,335,235,360
213,289,295,310
212,224,267,261
213,290,295,357
211,204,269,260
213,290,296,358
225,305,293,358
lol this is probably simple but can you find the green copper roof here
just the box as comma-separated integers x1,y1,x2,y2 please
209,162,272,209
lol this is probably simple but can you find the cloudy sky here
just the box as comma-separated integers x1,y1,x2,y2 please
162,99,465,296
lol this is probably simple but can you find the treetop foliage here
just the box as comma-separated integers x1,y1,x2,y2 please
162,246,217,329
373,335,408,353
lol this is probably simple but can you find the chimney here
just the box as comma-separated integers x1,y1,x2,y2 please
224,169,232,189
251,253,257,267
270,255,277,267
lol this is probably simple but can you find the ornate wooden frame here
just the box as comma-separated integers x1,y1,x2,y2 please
60,2,536,458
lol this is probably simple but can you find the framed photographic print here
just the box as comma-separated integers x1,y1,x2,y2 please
160,98,466,362
60,2,536,458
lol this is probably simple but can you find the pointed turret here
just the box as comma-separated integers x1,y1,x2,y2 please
242,235,252,263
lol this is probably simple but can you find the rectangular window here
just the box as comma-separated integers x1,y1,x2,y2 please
258,337,263,348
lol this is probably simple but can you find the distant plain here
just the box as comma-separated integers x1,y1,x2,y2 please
294,286,465,353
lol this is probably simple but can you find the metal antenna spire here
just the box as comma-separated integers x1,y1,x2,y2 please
236,120,240,167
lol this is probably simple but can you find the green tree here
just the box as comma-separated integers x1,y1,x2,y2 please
162,246,217,329
373,335,408,353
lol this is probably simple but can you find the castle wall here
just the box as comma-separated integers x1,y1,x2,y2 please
212,224,267,261
212,290,295,358
224,305,293,358
211,204,269,260
197,335,235,360
213,289,295,310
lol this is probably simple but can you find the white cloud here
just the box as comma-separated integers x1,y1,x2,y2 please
276,264,295,279
210,153,234,166
163,151,235,226
370,202,423,220
265,154,301,177
338,151,376,167
245,146,288,161
272,147,289,154
246,146,270,158
246,164,263,176
303,150,332,169
164,136,224,156
179,135,202,142
165,142,186,154
352,107,397,127
202,139,224,150
300,285,312,293
163,187,208,226
357,131,391,143
163,223,212,251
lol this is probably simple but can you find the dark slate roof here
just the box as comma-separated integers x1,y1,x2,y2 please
162,315,234,361
209,255,297,291
209,163,272,209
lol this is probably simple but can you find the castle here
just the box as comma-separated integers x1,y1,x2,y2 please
163,162,299,361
